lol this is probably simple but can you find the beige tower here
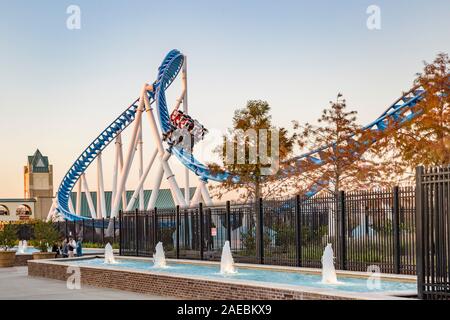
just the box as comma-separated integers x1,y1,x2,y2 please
24,149,54,220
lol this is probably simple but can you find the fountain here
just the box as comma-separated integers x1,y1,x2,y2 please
220,241,237,274
153,242,167,268
18,241,23,253
17,240,27,254
104,243,117,264
321,243,340,285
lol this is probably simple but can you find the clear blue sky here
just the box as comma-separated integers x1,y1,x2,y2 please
1,0,449,197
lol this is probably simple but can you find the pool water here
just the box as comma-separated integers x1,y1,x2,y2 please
13,247,39,254
66,258,417,294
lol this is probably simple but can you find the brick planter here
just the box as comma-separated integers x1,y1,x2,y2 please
14,254,32,266
0,251,16,267
32,252,57,260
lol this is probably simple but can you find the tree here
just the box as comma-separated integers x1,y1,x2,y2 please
209,100,296,202
386,53,450,167
293,94,391,194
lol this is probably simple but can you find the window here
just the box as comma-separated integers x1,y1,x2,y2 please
0,205,9,216
16,204,32,216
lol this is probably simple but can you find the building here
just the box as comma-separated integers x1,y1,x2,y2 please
0,199,36,222
0,149,54,222
0,149,188,222
24,149,53,199
24,149,54,220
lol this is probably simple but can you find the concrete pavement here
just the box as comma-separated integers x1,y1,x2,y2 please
0,266,174,300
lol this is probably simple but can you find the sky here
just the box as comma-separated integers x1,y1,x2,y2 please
0,0,450,198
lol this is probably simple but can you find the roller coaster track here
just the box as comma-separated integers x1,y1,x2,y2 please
55,49,426,221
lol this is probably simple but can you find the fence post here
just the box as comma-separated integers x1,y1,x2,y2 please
415,166,425,299
392,186,401,274
153,207,158,248
199,203,204,260
295,195,302,267
91,219,95,243
226,201,231,243
258,198,264,265
338,191,347,270
119,211,122,256
176,206,180,259
135,209,139,256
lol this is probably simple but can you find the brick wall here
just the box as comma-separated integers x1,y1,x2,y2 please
28,260,356,300
15,254,32,266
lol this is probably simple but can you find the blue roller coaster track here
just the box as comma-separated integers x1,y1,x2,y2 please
55,49,426,221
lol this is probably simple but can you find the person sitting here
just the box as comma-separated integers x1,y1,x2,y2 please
52,242,60,257
67,236,76,258
62,239,69,258
76,238,83,257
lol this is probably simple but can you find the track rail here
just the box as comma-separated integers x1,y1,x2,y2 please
56,49,426,220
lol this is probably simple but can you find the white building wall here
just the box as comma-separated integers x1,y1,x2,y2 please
0,200,36,222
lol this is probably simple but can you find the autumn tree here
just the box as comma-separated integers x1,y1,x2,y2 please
209,100,296,202
387,53,450,168
293,94,391,195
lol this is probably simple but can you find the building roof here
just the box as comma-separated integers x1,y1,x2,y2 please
27,149,50,173
0,199,36,203
70,188,197,218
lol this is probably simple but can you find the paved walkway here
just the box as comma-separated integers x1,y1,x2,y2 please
0,267,174,300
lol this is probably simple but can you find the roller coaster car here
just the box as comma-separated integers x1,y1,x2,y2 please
165,110,208,148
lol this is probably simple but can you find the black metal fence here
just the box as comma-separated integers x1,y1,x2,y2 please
120,186,417,275
416,166,450,300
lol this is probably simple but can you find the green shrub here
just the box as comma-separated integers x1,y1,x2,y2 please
0,224,18,251
240,228,272,256
274,226,295,252
31,221,59,252
160,228,175,251
82,242,119,249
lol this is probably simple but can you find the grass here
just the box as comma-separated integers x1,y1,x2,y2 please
82,242,119,249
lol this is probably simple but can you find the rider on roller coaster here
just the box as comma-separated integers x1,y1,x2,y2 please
163,109,208,150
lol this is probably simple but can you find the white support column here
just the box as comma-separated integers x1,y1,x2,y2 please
126,149,158,211
111,134,121,211
76,180,82,215
97,152,107,218
81,173,96,219
147,161,165,210
46,198,58,222
142,86,187,208
199,180,213,206
110,89,145,218
137,120,145,210
189,181,203,207
182,56,190,205
117,134,128,210
69,197,75,214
